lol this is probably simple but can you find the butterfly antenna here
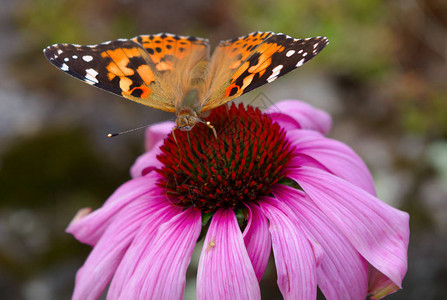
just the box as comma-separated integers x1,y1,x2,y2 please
206,121,217,139
107,124,151,137
198,119,217,139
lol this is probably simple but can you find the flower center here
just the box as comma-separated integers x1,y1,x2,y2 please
157,103,293,213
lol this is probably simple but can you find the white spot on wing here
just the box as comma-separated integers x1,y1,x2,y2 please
64,57,69,62
61,63,69,71
72,55,78,59
82,55,93,62
57,49,63,55
286,50,295,57
295,58,305,67
85,68,99,84
267,65,283,83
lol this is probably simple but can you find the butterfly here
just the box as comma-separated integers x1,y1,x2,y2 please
43,32,328,133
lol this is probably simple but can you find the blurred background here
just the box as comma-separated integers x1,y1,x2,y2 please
0,0,446,299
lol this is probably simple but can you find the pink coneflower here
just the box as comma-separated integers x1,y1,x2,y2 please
67,100,409,300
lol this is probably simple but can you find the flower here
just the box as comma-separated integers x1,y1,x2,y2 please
67,100,409,300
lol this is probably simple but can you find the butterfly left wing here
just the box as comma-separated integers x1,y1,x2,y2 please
44,39,178,112
202,32,328,111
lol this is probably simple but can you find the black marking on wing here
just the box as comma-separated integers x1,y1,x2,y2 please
234,35,329,95
43,40,150,97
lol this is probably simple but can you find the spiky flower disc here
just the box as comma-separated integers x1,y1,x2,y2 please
157,103,293,212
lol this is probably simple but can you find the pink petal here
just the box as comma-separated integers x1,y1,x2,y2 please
273,185,369,300
120,208,202,299
267,99,332,134
71,194,169,300
67,207,92,227
259,197,318,300
130,140,164,178
243,203,272,281
66,172,161,246
144,121,175,151
288,166,409,293
368,266,403,299
287,129,376,195
107,204,183,299
197,209,260,300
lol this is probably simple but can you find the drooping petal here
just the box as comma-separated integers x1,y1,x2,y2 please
130,140,164,178
66,171,161,246
259,197,318,300
144,121,175,151
287,129,376,195
368,266,404,299
273,184,369,300
71,194,169,300
266,100,332,135
288,166,409,294
107,204,183,299
120,208,202,300
243,203,272,281
197,209,260,300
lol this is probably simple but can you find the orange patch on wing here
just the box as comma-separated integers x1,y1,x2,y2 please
175,42,192,59
230,60,241,70
225,83,241,97
119,77,133,93
256,57,272,77
220,32,272,62
240,73,255,90
231,61,250,81
129,86,151,98
256,43,285,57
136,64,155,84
248,57,272,76
102,49,134,76
156,61,173,72
123,47,141,57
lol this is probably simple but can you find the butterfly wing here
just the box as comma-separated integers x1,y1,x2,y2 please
43,34,209,113
202,32,328,111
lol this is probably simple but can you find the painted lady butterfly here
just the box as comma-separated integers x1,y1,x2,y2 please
44,32,328,132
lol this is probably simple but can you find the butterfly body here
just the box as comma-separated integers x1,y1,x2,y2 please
176,88,202,131
44,32,328,131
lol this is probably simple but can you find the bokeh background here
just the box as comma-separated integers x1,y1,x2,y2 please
0,0,446,299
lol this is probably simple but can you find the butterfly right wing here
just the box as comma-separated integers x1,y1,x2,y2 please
202,32,328,111
44,34,210,113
